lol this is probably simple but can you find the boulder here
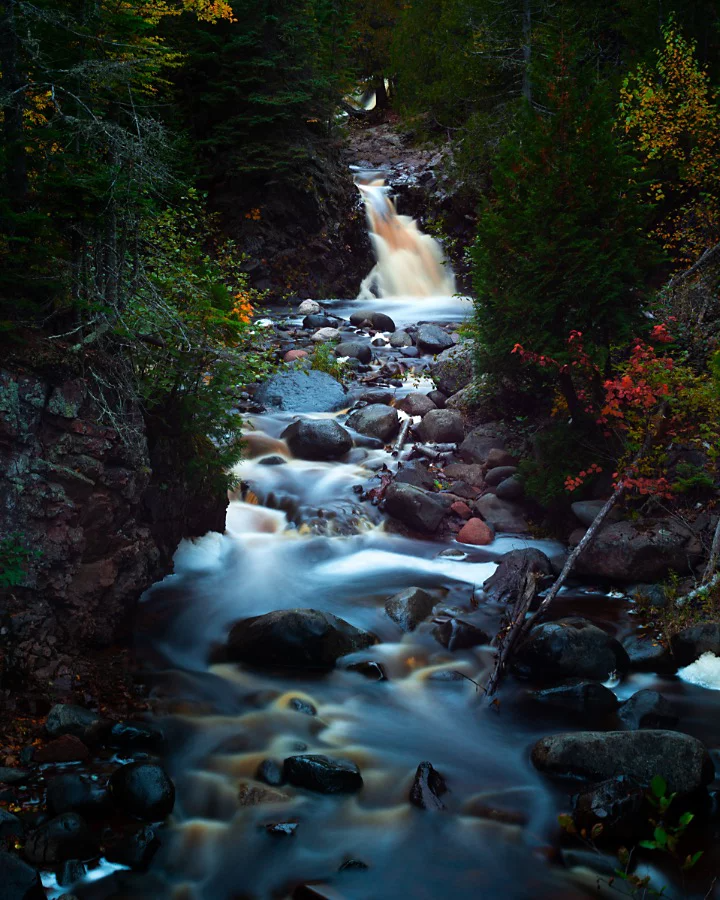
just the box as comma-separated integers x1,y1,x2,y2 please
346,404,399,442
110,763,175,821
349,309,374,326
0,809,24,841
390,330,413,348
256,370,346,413
335,341,372,363
628,583,668,608
459,425,507,464
483,549,553,603
34,735,89,763
432,618,489,651
303,314,334,329
495,476,524,502
281,419,353,461
312,327,341,342
24,814,98,865
105,825,161,872
57,860,85,887
47,775,110,817
442,462,484,487
226,609,375,669
572,778,646,840
485,466,518,487
283,755,362,794
395,392,436,417
394,460,436,491
384,483,449,534
621,635,676,674
444,385,478,413
671,623,720,666
385,587,435,632
46,704,110,745
618,690,678,730
0,850,44,900
298,300,322,316
485,448,518,469
571,500,614,528
457,518,494,546
415,409,464,443
531,730,713,795
370,312,395,332
427,390,446,408
430,341,473,395
474,494,529,533
513,617,629,682
572,519,703,582
401,346,420,358
416,324,454,354
530,681,619,716
409,762,447,811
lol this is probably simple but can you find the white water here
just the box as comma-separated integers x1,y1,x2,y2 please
678,651,720,690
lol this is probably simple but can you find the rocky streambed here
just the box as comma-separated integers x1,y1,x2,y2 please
3,295,720,899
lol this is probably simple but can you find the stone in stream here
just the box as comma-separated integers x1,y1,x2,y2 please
110,762,175,821
335,340,372,363
432,618,489,651
531,730,713,795
256,369,346,412
442,462,484,487
394,460,436,491
345,660,387,681
281,419,353,461
349,309,373,326
400,346,420,358
24,813,98,865
345,404,399,442
105,825,161,872
459,424,507,464
427,389,447,408
415,408,464,443
484,465,518,487
46,774,111,817
298,300,322,316
34,735,89,763
303,314,334,329
571,777,647,840
108,720,165,753
283,755,363,794
0,767,31,785
385,587,436,632
284,349,308,362
618,690,678,730
57,860,85,887
495,475,524,502
416,324,454,354
621,634,676,674
430,341,473,395
384,482,450,534
237,781,291,807
670,623,720,666
312,327,341,342
256,759,286,787
288,697,317,716
394,392,436,417
0,809,24,841
483,549,553,604
370,312,395,332
265,821,298,837
530,681,619,716
226,609,375,670
409,761,448,811
456,517,494,546
0,850,45,900
390,330,413,348
474,494,528,534
513,617,629,682
45,704,111,745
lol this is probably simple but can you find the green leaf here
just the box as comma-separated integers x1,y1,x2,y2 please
638,840,658,850
651,775,667,798
678,811,694,827
682,850,703,870
653,826,668,848
590,823,604,840
558,813,576,834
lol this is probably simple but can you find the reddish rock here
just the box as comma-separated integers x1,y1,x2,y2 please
457,518,494,546
450,501,472,520
35,735,90,763
284,349,308,362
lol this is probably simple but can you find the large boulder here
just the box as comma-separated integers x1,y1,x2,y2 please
671,623,720,666
531,730,713,795
459,424,507,464
346,404,399,442
430,341,473,395
384,483,449,534
284,755,362,794
618,690,678,730
394,460,436,491
572,519,703,582
0,850,44,900
395,392,436,417
483,549,553,603
281,418,353,460
475,494,528,533
256,370,346,413
513,617,629,682
46,704,111,745
110,763,175,822
47,774,110,817
24,813,98,865
385,587,435,632
415,409,464,443
226,609,375,669
390,330,413,348
621,635,677,674
416,324,454,354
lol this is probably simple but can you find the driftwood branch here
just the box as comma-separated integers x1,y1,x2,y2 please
392,417,411,456
677,572,720,607
667,241,720,291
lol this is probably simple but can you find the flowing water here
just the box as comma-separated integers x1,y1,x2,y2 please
134,189,720,900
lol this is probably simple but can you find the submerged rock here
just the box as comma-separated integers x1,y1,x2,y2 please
226,609,375,669
283,755,363,794
531,730,713,794
281,419,353,461
256,370,346,413
24,813,98,865
256,759,286,787
346,404,399,442
384,482,449,533
409,762,448,811
432,618,489,651
618,690,678,730
110,762,175,821
385,587,435,632
531,681,619,716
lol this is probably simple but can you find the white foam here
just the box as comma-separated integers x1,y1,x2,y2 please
678,651,720,690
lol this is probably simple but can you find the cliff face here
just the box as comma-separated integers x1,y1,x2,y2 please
0,361,226,693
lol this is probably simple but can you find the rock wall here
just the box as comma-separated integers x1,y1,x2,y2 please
0,360,226,693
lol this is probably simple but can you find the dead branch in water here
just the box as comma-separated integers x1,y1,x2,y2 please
392,418,411,456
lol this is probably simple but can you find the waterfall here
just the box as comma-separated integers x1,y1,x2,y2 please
357,179,456,299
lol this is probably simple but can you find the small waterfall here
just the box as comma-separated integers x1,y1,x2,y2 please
357,179,456,299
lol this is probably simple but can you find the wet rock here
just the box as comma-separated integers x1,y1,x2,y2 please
349,309,374,326
427,390,447,409
385,587,435,632
346,660,387,681
442,462,484,487
110,762,175,822
618,690,678,730
394,459,436,491
359,389,394,405
622,635,676,674
415,409,464,443
495,476,524,502
108,721,165,753
237,781,291,807
0,768,31,785
628,583,667,608
370,312,395,332
303,314,334,329
0,809,24,840
513,618,629,682
430,341,473,395
283,755,363,794
409,762,447,811
312,327,341,342
474,494,528,533
572,777,646,840
485,466,518,487
298,300,322,316
0,849,45,900
384,483,449,534
24,813,98,865
416,324,454,354
460,425,507,465
457,517,494,546
105,826,161,872
390,330,413,348
57,860,85,887
281,419,353,461
47,775,110,817
265,821,298,836
573,518,702,582
346,404,399,442
256,759,286,787
671,623,720,666
34,735,89,763
227,609,375,669
432,618,489,651
258,455,287,466
335,341,372,363
530,681,619,716
46,705,110,745
400,346,420,358
395,392,436,417
339,859,369,871
483,549,553,603
531,730,713,794
256,370,346,413
288,698,316,716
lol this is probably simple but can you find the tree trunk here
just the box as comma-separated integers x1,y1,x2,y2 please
374,74,389,111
